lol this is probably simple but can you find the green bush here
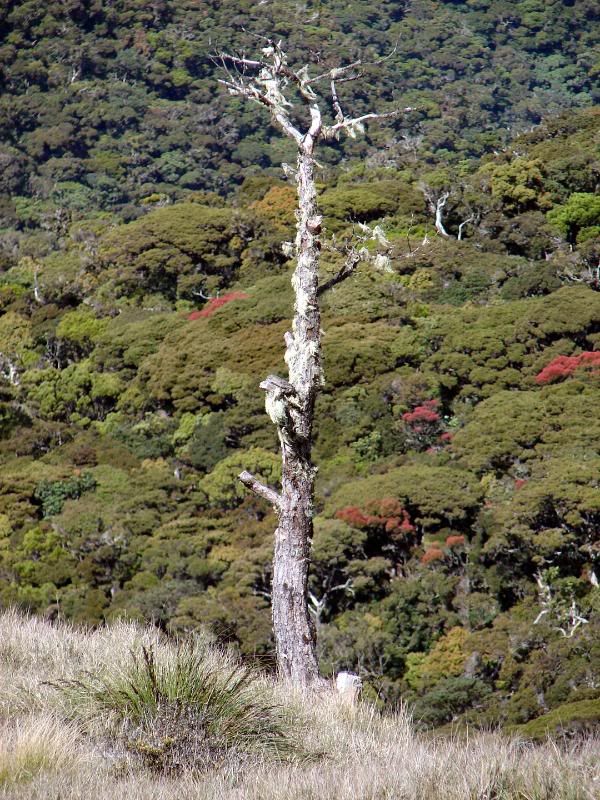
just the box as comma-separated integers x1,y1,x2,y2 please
34,472,96,517
412,677,490,728
512,699,600,740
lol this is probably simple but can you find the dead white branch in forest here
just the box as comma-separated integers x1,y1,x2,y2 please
0,354,20,386
421,188,450,237
533,571,589,638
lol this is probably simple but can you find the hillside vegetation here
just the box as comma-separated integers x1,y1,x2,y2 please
0,611,598,799
1,103,599,732
1,0,598,257
0,0,599,735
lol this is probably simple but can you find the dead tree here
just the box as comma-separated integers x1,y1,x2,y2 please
217,40,411,686
421,185,479,240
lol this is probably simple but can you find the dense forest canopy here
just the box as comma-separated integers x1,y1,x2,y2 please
1,0,598,258
0,0,599,733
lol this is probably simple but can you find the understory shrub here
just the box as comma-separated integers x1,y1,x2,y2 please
34,472,97,517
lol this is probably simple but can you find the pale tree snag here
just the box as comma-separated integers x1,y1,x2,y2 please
217,40,410,686
421,187,451,237
421,184,480,241
457,215,475,241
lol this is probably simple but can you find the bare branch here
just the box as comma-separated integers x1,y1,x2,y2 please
215,50,304,143
191,288,218,301
216,52,265,71
308,60,363,86
238,470,282,510
216,46,317,104
318,249,362,295
458,215,475,241
330,77,344,123
323,108,411,141
308,44,398,86
533,608,550,626
319,222,393,294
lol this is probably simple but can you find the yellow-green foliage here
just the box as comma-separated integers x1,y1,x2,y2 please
547,192,600,243
142,317,287,412
97,203,284,301
0,310,32,356
425,286,600,399
410,627,468,692
323,321,421,387
56,308,107,346
513,699,600,740
480,158,548,213
198,448,281,509
452,382,600,472
320,180,423,230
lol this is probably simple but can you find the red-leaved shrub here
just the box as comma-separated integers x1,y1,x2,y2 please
421,547,445,564
400,399,446,451
336,498,414,537
445,534,465,547
402,399,440,425
188,292,249,320
535,351,600,384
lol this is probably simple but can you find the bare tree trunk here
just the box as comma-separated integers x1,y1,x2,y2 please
433,192,450,237
274,447,319,682
272,144,322,683
218,42,410,686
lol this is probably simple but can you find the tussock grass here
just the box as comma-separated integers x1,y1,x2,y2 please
55,642,302,772
0,608,164,716
0,610,598,800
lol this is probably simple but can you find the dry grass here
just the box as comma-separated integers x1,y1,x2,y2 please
0,714,87,789
0,610,598,800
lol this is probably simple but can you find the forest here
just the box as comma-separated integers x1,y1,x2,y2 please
0,0,599,736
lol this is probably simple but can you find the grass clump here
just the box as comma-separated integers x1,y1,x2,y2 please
56,641,302,774
0,714,82,788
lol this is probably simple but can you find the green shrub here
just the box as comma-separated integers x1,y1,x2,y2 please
34,472,96,517
512,699,600,740
412,677,490,728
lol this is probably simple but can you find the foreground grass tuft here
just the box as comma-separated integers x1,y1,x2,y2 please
0,715,83,788
55,641,302,773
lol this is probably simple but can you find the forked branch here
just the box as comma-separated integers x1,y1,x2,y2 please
215,44,413,147
318,223,392,295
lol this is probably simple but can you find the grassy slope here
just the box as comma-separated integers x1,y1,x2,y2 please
0,611,598,800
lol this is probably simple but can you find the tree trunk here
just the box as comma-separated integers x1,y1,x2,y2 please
223,46,402,685
271,146,322,684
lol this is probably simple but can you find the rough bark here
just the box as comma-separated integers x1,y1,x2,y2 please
271,135,322,684
217,44,410,686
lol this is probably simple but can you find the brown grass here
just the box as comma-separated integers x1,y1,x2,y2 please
0,610,598,800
